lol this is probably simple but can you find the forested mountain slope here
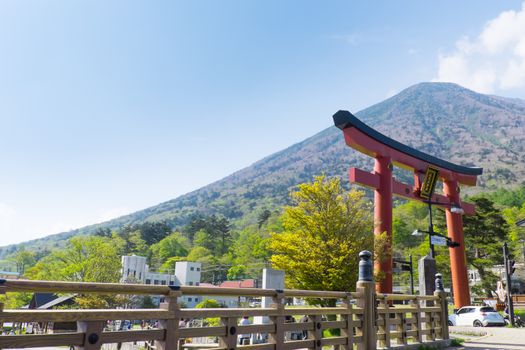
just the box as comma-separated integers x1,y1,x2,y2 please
3,82,525,256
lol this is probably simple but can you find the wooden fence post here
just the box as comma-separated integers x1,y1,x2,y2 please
409,296,423,344
268,290,285,348
341,292,354,350
434,273,449,340
378,295,390,348
157,287,182,350
76,321,105,350
356,251,376,350
218,316,238,349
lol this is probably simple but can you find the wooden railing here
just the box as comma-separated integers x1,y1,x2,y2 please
375,293,449,348
512,294,525,305
0,251,449,350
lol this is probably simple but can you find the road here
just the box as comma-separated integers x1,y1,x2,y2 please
449,326,525,350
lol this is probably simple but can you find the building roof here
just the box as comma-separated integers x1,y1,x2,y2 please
219,279,257,288
29,293,76,309
38,294,76,309
0,271,20,277
29,293,57,309
517,218,525,227
198,283,216,288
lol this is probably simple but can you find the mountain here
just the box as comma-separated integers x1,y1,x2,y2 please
2,82,525,255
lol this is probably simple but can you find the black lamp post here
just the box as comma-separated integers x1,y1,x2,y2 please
412,201,461,258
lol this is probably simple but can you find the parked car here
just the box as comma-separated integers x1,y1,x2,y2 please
448,306,505,327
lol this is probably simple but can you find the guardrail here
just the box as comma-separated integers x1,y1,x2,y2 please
0,251,449,350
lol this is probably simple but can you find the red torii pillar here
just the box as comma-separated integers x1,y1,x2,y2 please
333,111,482,308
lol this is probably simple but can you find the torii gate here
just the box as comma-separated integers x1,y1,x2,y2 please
333,110,483,308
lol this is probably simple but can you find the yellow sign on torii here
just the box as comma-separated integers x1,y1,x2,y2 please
420,166,440,200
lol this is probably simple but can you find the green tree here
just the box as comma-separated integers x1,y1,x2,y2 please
257,209,272,228
8,248,36,276
138,222,172,245
195,299,225,326
115,228,149,256
269,175,374,305
27,236,121,283
187,246,213,262
479,185,525,208
185,215,232,256
120,222,172,247
392,201,429,249
228,228,269,279
195,298,223,308
94,227,112,237
227,264,247,280
2,292,32,309
150,232,190,268
502,202,525,260
462,197,509,296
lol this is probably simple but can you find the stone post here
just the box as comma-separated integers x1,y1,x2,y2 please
419,255,437,306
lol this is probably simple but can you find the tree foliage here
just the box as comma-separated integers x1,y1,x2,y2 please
185,215,232,256
150,232,190,268
462,197,509,296
478,185,525,208
8,248,36,276
27,236,121,283
269,175,373,302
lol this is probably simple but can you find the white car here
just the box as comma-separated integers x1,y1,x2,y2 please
448,306,505,327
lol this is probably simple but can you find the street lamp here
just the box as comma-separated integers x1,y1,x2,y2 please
450,206,465,214
412,200,461,258
412,229,424,237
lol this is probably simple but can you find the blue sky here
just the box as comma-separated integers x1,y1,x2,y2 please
1,1,524,246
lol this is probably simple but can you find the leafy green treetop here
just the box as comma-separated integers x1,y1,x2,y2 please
462,197,509,296
27,235,121,283
149,232,190,269
8,248,36,276
269,175,373,302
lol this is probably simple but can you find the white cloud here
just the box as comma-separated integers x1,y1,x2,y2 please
434,2,525,93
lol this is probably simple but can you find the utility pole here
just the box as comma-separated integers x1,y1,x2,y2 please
503,242,515,327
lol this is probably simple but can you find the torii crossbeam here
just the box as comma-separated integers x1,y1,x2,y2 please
333,110,483,308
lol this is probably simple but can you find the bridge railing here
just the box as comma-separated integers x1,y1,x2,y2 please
375,292,448,348
0,251,449,350
0,279,366,350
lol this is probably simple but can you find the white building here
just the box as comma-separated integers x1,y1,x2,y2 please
121,256,202,307
175,261,202,307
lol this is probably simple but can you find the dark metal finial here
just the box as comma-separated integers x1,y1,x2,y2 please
359,250,373,282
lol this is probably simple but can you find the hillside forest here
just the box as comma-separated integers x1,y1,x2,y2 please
2,175,525,309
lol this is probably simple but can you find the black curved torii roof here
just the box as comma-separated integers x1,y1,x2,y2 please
333,110,483,176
